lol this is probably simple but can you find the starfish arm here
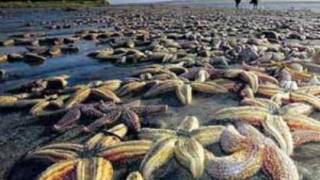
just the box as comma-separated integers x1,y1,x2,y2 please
177,116,199,131
294,85,320,95
190,82,228,94
195,69,210,82
240,85,255,99
76,158,113,180
190,126,225,145
80,105,105,118
0,96,19,108
143,80,182,98
102,80,122,91
290,92,320,110
98,140,152,163
91,88,121,103
236,123,299,180
211,78,236,91
121,109,141,133
53,108,81,132
220,125,249,153
117,81,147,96
174,138,205,178
262,115,293,155
175,84,192,105
255,71,279,85
280,103,314,116
262,142,299,180
292,130,320,147
283,114,320,131
140,137,176,179
126,171,144,180
30,100,50,116
131,67,162,77
64,87,91,109
179,69,199,80
124,100,142,107
241,97,280,110
85,124,128,150
26,143,83,162
83,111,121,133
240,71,259,93
206,141,263,180
37,160,78,180
257,84,282,98
139,128,176,141
213,106,269,125
131,105,168,115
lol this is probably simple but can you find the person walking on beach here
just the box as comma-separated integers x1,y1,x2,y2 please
235,0,241,9
250,0,259,9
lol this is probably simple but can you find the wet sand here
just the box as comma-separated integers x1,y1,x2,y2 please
1,4,320,180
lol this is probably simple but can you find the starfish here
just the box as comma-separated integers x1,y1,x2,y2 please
235,123,299,180
292,129,320,147
211,68,279,93
89,48,146,64
257,82,320,110
179,67,213,82
7,75,69,95
206,125,264,179
256,60,313,82
63,80,122,109
138,116,225,179
131,63,187,78
26,124,152,180
143,78,228,105
213,97,320,154
30,94,70,116
53,100,168,133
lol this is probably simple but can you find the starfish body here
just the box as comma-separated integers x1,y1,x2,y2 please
257,82,320,110
214,98,320,154
64,80,122,109
206,125,264,180
53,100,168,133
139,116,225,179
236,123,299,180
26,124,152,180
143,78,228,105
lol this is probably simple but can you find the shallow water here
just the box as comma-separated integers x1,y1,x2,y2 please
169,1,320,13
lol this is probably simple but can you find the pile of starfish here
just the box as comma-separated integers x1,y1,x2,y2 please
2,54,320,179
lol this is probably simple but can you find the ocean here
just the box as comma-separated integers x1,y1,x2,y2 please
171,1,320,12
113,0,320,13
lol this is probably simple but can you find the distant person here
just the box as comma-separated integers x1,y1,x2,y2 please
235,0,241,9
250,0,258,9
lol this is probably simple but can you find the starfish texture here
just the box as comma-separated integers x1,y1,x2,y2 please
131,63,187,78
235,123,299,180
26,124,152,180
257,82,320,110
138,116,225,179
53,100,168,133
213,97,320,154
207,124,299,180
206,125,264,180
143,78,228,105
64,80,122,109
